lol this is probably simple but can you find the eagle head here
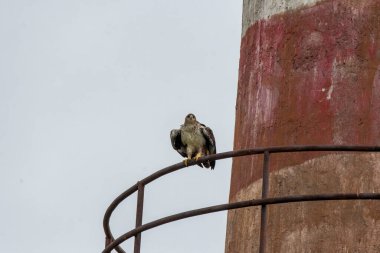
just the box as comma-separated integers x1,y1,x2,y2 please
184,113,197,125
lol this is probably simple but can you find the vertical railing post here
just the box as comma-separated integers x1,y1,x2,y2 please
134,182,145,253
259,151,270,253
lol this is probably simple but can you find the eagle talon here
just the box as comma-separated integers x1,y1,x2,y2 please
183,158,191,167
194,153,203,161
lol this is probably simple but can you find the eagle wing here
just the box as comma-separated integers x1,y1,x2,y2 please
200,124,217,169
170,129,187,158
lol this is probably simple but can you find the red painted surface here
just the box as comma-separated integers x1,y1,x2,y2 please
231,0,380,199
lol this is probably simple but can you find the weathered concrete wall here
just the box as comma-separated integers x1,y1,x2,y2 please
226,154,380,252
226,0,380,252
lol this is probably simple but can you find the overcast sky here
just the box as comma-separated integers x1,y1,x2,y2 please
0,1,242,252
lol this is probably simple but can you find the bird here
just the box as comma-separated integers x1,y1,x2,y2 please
170,113,216,169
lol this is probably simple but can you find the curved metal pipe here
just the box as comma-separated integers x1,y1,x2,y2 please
103,145,380,252
103,193,380,253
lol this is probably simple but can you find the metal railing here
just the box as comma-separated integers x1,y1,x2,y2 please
103,145,380,253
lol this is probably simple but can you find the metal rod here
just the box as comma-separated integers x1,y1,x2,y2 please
102,193,380,253
134,182,145,253
259,151,270,253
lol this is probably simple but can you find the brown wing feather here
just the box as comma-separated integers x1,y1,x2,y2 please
170,129,187,158
200,124,217,169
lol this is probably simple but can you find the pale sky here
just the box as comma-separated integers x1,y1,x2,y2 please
0,1,242,252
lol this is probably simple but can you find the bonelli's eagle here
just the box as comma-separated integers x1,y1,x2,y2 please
170,113,216,169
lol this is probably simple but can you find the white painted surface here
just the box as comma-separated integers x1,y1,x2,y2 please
326,85,334,100
242,0,323,36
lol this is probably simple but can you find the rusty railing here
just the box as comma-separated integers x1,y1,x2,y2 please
103,145,380,253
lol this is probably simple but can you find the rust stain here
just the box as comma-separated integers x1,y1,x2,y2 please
231,0,380,200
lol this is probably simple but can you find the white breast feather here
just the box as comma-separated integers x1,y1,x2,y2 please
180,125,206,149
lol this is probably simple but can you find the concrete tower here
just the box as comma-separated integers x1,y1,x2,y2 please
226,0,380,252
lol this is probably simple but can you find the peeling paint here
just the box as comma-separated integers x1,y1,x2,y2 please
232,0,380,197
228,0,380,252
326,85,334,100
